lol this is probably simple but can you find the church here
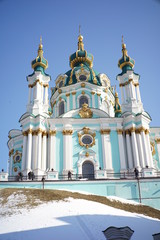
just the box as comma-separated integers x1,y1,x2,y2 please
7,33,160,180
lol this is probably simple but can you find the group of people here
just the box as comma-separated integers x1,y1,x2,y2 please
28,171,35,180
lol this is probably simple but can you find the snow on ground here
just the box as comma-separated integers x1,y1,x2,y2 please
0,197,160,240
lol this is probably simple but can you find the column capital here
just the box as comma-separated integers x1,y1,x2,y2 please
27,128,33,134
72,91,76,95
42,131,47,137
81,91,85,95
125,129,130,135
66,93,70,97
97,93,101,96
91,91,95,95
62,129,73,135
129,127,136,133
117,129,123,135
139,127,146,132
22,131,28,136
100,129,111,135
49,130,56,136
135,129,140,134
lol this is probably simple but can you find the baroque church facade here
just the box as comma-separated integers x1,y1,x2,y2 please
8,33,160,180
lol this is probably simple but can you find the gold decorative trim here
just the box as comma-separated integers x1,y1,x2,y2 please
9,149,14,157
100,129,111,135
135,129,140,134
53,100,56,107
69,68,74,84
78,127,96,149
81,91,85,95
138,127,145,132
81,83,85,87
13,151,22,163
28,129,33,134
42,131,47,137
49,130,56,136
125,129,130,135
145,129,150,135
58,89,62,94
79,103,93,118
97,93,101,97
22,131,28,136
85,152,89,157
150,142,156,156
155,138,160,144
91,91,95,95
129,127,135,133
117,129,123,135
72,91,76,95
62,129,73,135
66,93,70,97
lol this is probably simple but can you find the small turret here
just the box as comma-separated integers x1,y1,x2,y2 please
118,36,135,74
31,37,48,73
114,91,121,117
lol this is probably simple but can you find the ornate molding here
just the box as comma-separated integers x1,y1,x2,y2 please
72,91,76,95
129,127,135,133
135,129,140,134
97,93,101,96
81,83,85,87
9,149,14,157
125,129,130,135
58,89,62,94
100,129,111,135
62,129,73,135
145,129,150,135
66,93,70,97
91,91,95,95
79,103,93,118
155,138,160,144
49,130,56,136
78,127,96,149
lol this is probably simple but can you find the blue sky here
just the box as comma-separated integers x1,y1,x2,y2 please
0,0,160,171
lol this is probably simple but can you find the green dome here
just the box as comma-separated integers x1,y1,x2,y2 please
118,38,135,74
65,63,101,86
64,34,101,87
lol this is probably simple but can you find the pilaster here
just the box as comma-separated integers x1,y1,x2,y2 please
117,129,126,170
62,129,73,173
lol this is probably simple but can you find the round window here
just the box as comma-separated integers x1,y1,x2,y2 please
81,135,93,145
79,75,87,81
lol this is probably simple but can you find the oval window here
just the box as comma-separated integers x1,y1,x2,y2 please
15,155,20,161
79,75,87,81
81,135,93,145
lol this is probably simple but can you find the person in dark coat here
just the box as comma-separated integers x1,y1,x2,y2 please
134,168,139,178
68,171,72,180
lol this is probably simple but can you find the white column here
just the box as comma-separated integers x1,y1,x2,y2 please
26,129,32,171
36,130,42,169
63,130,73,171
41,85,44,103
33,85,37,100
120,86,124,104
66,93,70,111
49,130,56,170
42,132,47,171
145,130,154,168
21,133,27,171
130,129,140,168
36,81,40,100
117,130,126,170
97,93,101,108
72,92,76,109
91,92,95,108
28,86,32,104
136,130,145,168
9,151,14,175
100,130,113,171
136,85,141,102
156,139,160,161
31,133,37,170
44,86,48,104
140,129,150,167
125,131,133,169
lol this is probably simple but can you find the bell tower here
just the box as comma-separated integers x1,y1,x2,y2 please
27,37,51,116
116,37,143,114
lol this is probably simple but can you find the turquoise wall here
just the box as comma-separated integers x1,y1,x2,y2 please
1,179,160,210
110,130,120,173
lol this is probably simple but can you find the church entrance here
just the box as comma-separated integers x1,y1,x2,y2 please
82,161,94,179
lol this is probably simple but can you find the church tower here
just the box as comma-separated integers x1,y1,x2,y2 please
27,37,51,116
116,37,143,114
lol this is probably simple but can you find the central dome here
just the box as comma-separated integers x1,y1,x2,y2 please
64,34,101,87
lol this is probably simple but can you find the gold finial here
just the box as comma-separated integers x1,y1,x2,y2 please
122,35,124,45
79,25,81,35
78,25,84,51
121,35,127,57
38,36,43,57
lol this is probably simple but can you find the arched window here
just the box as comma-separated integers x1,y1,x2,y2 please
59,101,64,116
79,96,88,108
